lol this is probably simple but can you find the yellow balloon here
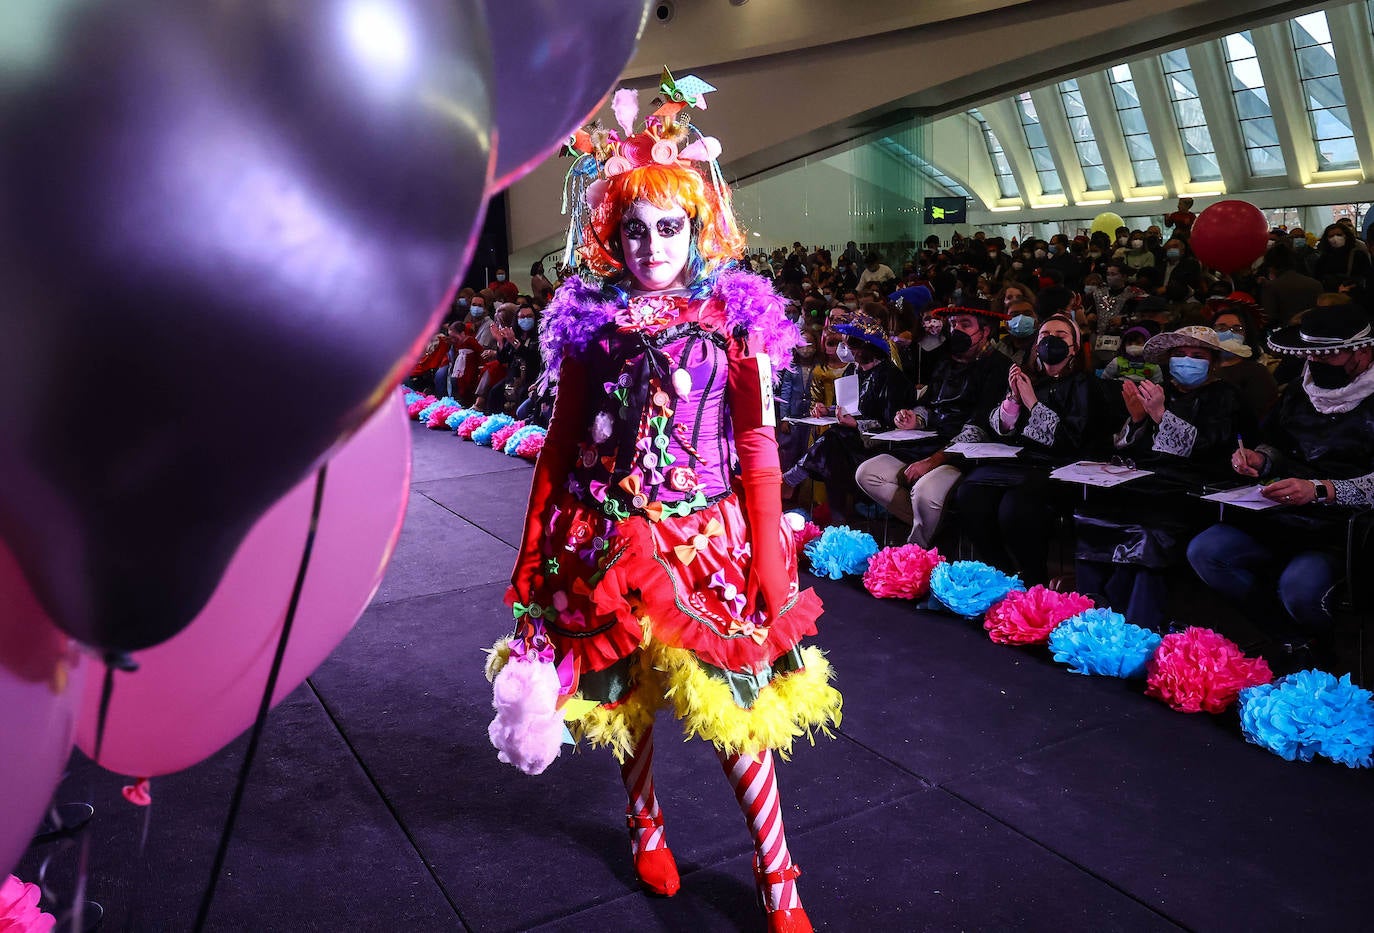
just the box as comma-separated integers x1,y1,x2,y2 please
1090,212,1125,239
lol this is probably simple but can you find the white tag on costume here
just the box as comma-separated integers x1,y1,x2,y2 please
756,352,776,426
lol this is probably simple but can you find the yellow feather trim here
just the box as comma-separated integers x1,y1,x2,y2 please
568,651,664,763
484,637,513,683
652,643,842,760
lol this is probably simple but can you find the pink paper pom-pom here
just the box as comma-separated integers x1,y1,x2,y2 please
793,521,822,552
983,586,1095,645
1145,627,1273,714
488,656,564,775
455,413,488,439
406,395,437,417
426,403,461,428
515,431,546,460
489,420,526,452
0,875,56,933
862,544,945,600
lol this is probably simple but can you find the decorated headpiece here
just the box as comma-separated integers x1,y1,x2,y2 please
1267,304,1374,357
559,68,737,272
832,313,891,354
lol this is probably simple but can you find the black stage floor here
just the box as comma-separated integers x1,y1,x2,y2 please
21,423,1373,931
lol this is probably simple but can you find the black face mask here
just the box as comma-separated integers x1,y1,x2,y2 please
1037,335,1072,366
946,329,974,355
1308,359,1354,390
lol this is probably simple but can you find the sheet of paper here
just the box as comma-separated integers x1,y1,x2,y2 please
784,416,838,426
1201,485,1282,511
945,442,1022,459
866,428,938,442
834,374,859,416
1049,461,1155,488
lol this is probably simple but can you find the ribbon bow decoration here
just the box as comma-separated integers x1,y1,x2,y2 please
708,569,747,619
618,474,664,521
658,490,707,521
727,610,771,646
673,518,724,565
513,601,560,625
509,630,556,664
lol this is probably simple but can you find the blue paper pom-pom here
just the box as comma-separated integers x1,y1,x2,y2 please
403,390,423,406
504,425,543,456
1048,609,1161,678
803,526,879,580
444,407,471,430
1238,670,1374,768
928,561,1024,618
417,397,455,423
473,413,515,446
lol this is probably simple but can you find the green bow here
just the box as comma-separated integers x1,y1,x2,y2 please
513,601,559,622
602,498,630,521
659,491,707,519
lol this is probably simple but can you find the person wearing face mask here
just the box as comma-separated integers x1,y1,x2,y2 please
982,239,1012,279
1122,232,1155,272
1101,323,1162,384
1164,197,1196,242
1075,326,1251,631
491,266,518,302
1210,305,1277,420
856,252,895,291
995,300,1039,364
955,314,1113,584
483,305,545,414
854,302,1012,547
784,314,914,522
1158,239,1200,292
1189,303,1374,670
808,327,851,419
1312,223,1372,294
776,331,819,474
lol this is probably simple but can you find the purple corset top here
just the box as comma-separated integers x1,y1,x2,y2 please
570,317,735,523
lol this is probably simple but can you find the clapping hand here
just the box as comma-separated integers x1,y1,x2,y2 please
1136,379,1166,423
1008,364,1037,409
1121,380,1148,423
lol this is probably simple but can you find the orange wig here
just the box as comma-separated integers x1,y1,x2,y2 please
582,162,746,284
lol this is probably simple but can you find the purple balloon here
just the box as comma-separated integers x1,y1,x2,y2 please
0,1,492,651
0,541,87,876
484,0,652,190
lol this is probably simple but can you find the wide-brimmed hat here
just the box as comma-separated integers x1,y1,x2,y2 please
1205,291,1262,315
832,312,890,353
933,298,1009,324
1143,325,1250,362
1267,304,1374,357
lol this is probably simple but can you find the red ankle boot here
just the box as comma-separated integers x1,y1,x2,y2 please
755,859,811,932
627,812,680,897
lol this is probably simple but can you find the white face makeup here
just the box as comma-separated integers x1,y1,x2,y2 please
619,200,691,292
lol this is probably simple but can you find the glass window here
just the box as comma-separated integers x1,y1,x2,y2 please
1222,30,1286,177
873,136,970,198
1159,48,1222,182
1015,92,1062,194
1292,11,1358,171
969,107,1019,198
1058,78,1109,193
1107,64,1161,188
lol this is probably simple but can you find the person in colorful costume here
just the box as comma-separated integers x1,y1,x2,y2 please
488,73,840,933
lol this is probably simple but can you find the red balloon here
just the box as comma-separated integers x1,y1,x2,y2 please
1189,200,1270,273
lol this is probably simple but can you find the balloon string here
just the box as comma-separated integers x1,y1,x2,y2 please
192,464,329,933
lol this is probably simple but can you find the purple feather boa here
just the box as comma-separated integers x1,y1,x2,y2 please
539,270,801,373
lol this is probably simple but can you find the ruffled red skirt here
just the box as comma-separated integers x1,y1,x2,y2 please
511,489,823,678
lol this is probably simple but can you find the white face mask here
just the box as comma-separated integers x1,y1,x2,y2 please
844,301,858,310
1130,239,1144,249
496,274,507,282
835,342,855,364
1329,235,1347,248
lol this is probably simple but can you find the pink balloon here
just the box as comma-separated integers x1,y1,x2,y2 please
0,546,87,875
76,396,410,777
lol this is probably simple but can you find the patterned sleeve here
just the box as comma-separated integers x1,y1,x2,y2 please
951,423,989,444
1150,411,1197,457
1113,418,1147,450
1333,473,1374,508
1022,404,1060,447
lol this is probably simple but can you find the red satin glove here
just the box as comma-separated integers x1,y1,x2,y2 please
508,360,589,612
728,345,790,622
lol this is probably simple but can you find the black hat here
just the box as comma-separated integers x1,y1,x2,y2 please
1267,305,1374,357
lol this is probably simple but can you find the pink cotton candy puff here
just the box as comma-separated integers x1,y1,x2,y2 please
456,413,488,439
1145,627,1274,714
407,395,437,417
516,432,546,460
426,404,461,428
488,656,565,775
490,420,526,452
984,586,1095,645
0,875,55,933
863,544,945,600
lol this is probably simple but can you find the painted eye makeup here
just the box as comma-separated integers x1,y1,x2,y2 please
655,217,686,238
622,218,648,239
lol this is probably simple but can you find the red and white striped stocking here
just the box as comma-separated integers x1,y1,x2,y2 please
620,726,666,854
718,748,802,911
